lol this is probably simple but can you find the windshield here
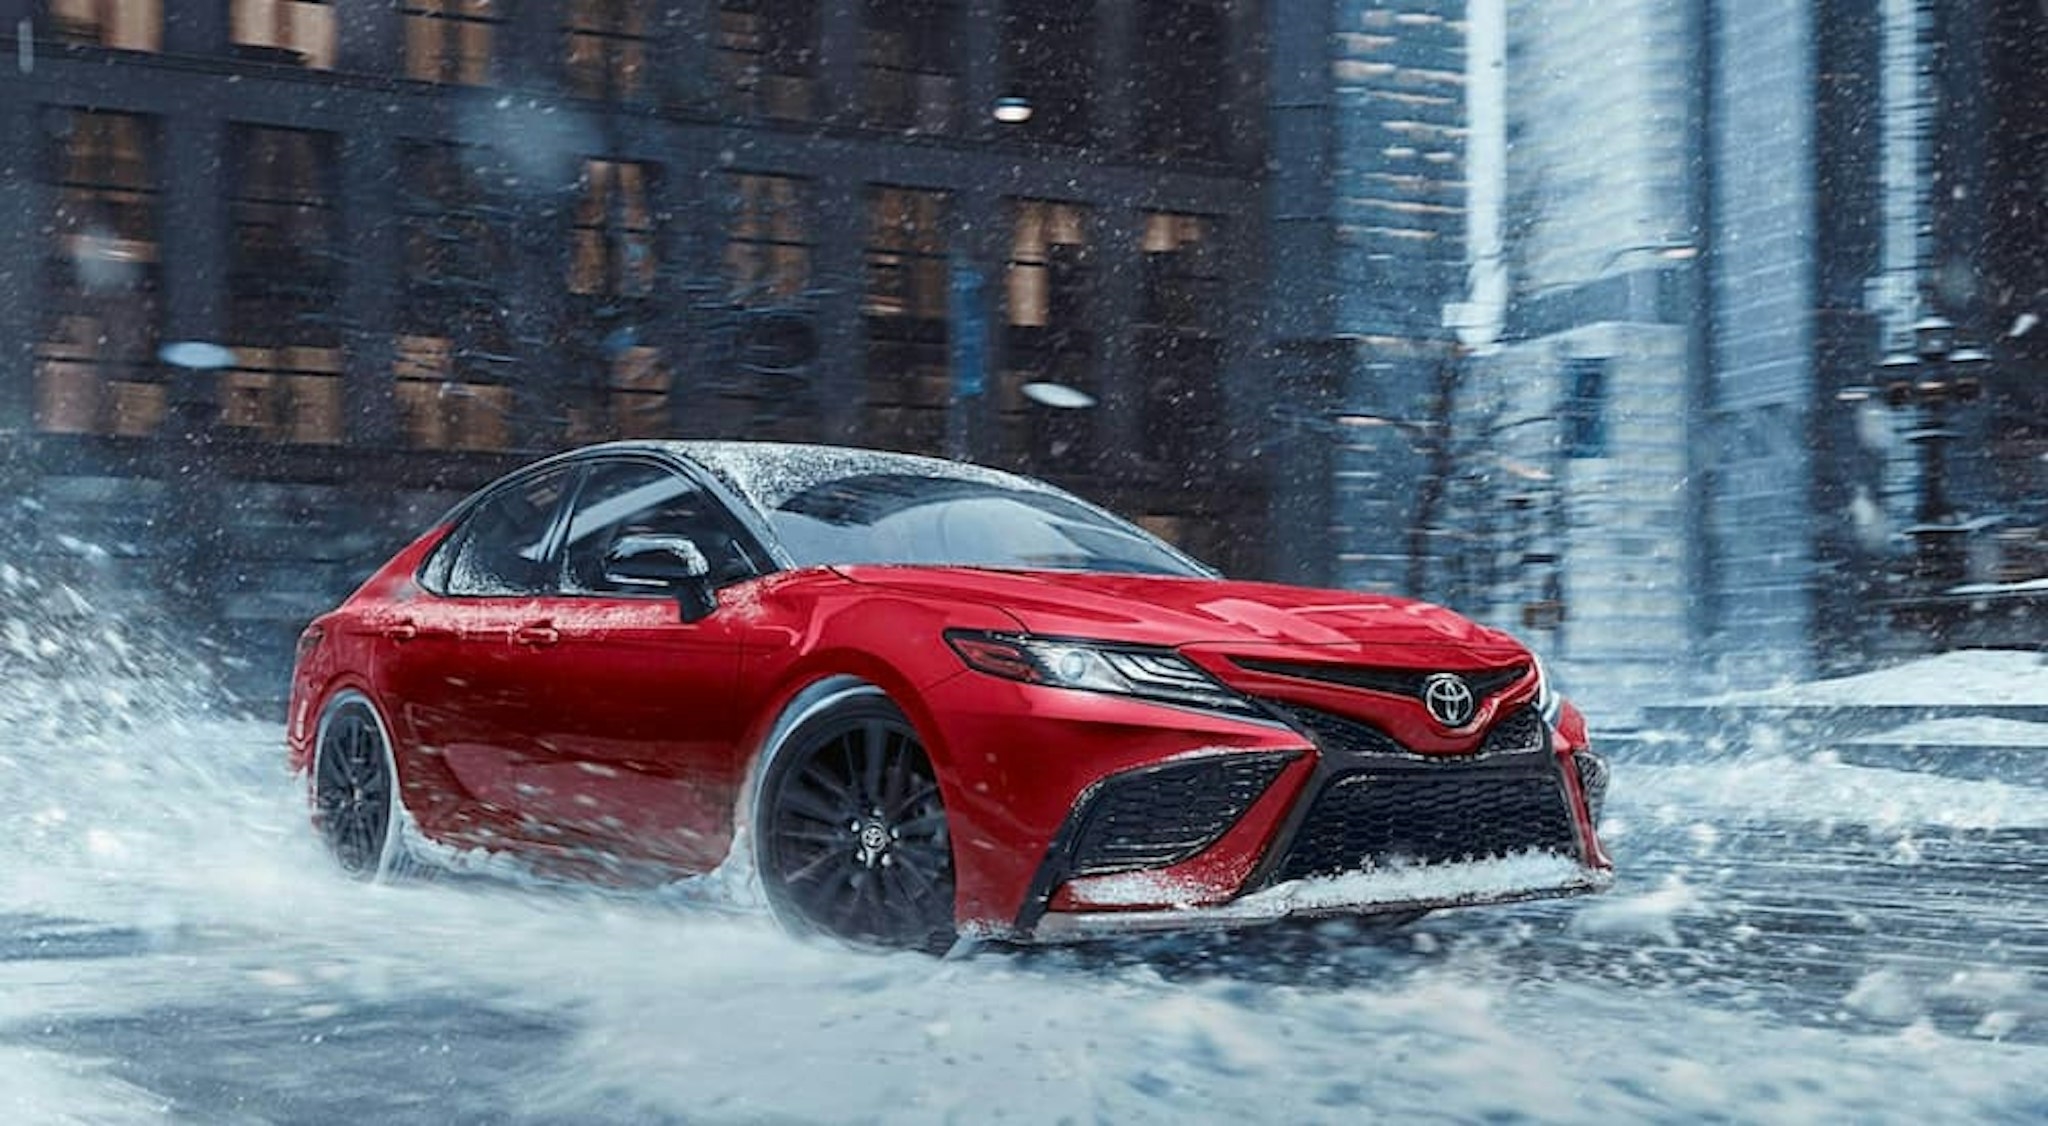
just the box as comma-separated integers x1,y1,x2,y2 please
766,472,1212,576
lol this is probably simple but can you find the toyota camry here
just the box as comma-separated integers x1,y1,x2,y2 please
287,441,1612,951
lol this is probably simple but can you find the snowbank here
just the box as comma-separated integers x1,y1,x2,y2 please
1703,649,2048,709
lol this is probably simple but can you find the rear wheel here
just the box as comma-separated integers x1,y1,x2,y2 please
755,695,956,952
311,692,408,881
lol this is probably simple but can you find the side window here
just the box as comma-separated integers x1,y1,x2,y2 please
560,461,760,593
435,468,573,596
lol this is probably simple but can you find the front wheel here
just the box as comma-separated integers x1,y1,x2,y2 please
755,695,956,952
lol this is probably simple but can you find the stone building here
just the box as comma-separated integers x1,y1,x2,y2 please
0,1,1283,701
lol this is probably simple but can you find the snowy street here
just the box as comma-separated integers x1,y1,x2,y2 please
3,683,2043,1124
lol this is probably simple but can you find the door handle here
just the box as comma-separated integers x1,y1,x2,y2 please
514,624,560,647
383,620,419,642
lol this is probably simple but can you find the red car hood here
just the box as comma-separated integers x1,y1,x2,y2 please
830,566,1524,655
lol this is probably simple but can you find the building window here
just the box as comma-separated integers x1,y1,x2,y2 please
1136,212,1224,468
219,346,344,444
1006,200,1092,330
227,125,343,444
565,345,671,442
403,0,500,85
395,141,515,451
1139,212,1221,328
717,0,819,121
229,0,337,68
864,187,950,454
35,109,162,436
1000,0,1094,145
1003,199,1095,471
1135,0,1225,159
1562,357,1609,458
45,1,161,52
866,187,949,321
566,0,651,101
393,334,513,451
564,159,668,444
725,173,811,303
861,0,960,134
570,160,658,297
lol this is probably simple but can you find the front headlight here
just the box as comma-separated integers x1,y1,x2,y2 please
1534,655,1563,725
944,630,1259,716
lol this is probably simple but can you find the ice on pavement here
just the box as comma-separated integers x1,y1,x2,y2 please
0,1045,168,1126
1,595,2044,1122
1851,716,2048,747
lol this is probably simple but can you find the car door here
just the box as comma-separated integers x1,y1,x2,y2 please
373,464,577,848
509,456,763,871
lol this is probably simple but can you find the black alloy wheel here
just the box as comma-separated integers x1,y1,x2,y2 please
757,696,956,952
313,697,398,880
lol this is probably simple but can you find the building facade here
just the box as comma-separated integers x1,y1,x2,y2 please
0,1,1279,700
1478,0,2044,706
1457,0,1708,713
1261,0,1470,595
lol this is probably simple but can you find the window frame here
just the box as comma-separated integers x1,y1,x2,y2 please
859,0,962,133
570,158,659,298
420,463,580,598
565,0,653,101
37,107,164,437
46,0,163,52
554,455,771,596
420,453,784,598
402,0,502,86
724,171,813,304
229,0,338,69
717,0,821,121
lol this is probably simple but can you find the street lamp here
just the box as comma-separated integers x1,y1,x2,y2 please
1877,314,1990,587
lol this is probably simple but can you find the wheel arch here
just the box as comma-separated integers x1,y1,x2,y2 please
732,660,968,877
290,669,384,773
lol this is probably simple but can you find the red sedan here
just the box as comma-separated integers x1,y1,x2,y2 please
288,441,1611,950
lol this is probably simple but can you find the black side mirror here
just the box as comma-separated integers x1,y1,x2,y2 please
603,534,719,622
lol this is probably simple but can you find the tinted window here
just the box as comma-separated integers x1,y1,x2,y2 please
560,461,760,593
435,468,573,596
768,473,1207,576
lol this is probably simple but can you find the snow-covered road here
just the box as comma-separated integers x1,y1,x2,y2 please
2,672,2043,1124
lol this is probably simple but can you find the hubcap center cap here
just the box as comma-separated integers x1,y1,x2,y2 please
854,818,896,867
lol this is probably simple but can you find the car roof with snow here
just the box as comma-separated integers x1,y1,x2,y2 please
584,440,1059,515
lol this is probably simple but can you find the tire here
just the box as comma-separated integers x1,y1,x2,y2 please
754,694,956,953
310,691,415,882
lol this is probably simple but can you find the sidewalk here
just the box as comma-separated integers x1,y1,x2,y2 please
1610,649,2048,784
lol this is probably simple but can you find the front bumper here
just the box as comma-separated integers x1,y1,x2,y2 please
1032,851,1613,940
920,672,1611,941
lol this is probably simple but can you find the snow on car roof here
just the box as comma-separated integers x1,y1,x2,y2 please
653,441,1057,514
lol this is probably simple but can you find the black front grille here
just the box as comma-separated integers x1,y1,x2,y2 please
1575,751,1609,823
1256,701,1407,757
1067,752,1296,876
1479,706,1547,756
1276,770,1580,882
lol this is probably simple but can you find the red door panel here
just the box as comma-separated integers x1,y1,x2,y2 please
506,595,754,870
371,596,561,847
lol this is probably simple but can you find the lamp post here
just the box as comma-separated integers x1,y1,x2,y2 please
1875,314,1990,588
156,340,238,622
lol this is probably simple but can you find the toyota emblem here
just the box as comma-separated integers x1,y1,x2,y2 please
1421,673,1477,729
